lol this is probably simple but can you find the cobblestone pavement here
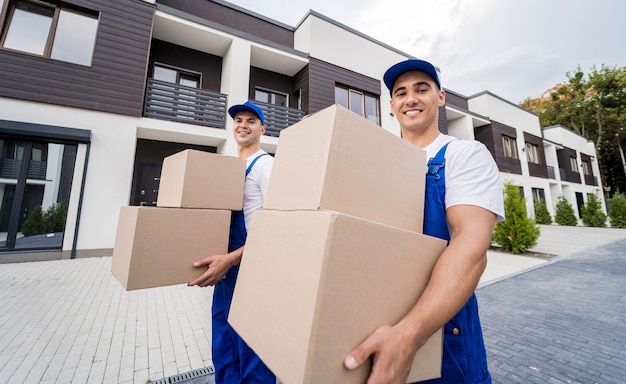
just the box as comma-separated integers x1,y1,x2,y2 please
478,238,626,384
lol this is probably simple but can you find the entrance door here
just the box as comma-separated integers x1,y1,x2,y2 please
136,163,161,206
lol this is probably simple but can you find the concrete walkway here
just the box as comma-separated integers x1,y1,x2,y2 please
1,224,625,383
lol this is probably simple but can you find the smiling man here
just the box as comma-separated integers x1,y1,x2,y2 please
189,101,276,384
344,59,504,383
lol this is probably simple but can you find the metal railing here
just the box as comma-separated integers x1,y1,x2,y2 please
547,165,556,179
253,101,306,137
0,159,47,180
144,79,228,128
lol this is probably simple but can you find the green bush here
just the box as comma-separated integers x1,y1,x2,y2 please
554,195,578,226
608,192,626,228
492,183,540,254
44,202,67,233
21,205,46,237
20,202,67,236
533,198,552,224
581,193,607,227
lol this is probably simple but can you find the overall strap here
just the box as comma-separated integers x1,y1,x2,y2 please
246,153,268,176
427,141,453,181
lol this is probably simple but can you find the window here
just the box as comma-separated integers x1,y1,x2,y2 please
570,157,579,173
525,143,539,163
531,188,545,203
154,64,200,88
335,85,380,124
502,135,518,159
581,160,591,175
1,0,98,66
255,88,287,107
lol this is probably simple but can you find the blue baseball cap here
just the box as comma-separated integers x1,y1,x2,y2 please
383,59,441,94
228,101,265,125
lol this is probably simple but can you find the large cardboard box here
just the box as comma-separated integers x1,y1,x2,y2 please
229,209,446,384
111,206,230,290
264,104,426,233
156,149,246,209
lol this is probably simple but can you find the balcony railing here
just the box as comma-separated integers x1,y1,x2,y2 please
144,79,227,128
0,159,47,180
253,101,306,137
547,165,556,179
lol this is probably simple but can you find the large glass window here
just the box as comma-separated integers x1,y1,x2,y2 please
525,142,539,163
0,138,77,251
1,0,98,66
255,88,287,107
335,85,380,125
581,160,591,175
570,157,579,173
502,135,518,159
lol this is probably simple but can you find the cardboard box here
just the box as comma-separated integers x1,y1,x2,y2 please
111,206,230,290
156,149,246,209
229,209,446,384
264,104,426,233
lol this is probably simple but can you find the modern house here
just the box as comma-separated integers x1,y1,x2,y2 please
0,0,606,262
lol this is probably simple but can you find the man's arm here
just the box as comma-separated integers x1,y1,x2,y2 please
344,204,496,384
188,246,244,287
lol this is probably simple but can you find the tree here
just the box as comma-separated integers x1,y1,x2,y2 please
581,193,607,227
520,64,626,196
533,198,552,225
554,195,578,226
608,192,626,228
492,183,540,254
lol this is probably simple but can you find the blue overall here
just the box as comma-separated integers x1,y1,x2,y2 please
418,143,492,384
212,153,276,384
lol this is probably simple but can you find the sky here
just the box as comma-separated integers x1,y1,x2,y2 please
225,0,626,104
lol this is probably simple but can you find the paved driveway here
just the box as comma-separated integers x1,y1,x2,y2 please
478,238,626,383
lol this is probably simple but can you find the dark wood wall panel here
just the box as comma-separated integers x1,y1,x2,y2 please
0,0,154,116
438,106,448,135
475,124,495,158
557,147,581,184
524,132,548,178
308,57,380,114
293,65,309,114
444,91,469,111
489,121,522,174
157,0,294,47
148,40,222,91
249,67,298,109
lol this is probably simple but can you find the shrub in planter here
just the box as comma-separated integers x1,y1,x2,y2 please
581,194,607,227
533,198,552,225
492,182,540,254
554,195,578,226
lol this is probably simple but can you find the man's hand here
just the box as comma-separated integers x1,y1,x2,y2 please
188,252,237,287
344,324,418,384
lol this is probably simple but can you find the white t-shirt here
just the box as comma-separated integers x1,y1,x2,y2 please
243,150,274,231
423,133,505,222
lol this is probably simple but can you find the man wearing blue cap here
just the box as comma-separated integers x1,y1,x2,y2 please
189,101,276,384
344,59,504,383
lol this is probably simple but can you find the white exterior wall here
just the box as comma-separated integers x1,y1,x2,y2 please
543,126,606,219
294,14,414,137
0,97,137,252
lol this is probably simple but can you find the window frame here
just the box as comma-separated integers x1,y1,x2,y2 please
334,84,380,125
502,135,518,159
0,0,98,66
254,86,289,107
570,157,579,173
525,142,540,164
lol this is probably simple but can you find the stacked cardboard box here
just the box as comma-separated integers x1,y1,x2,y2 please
229,105,447,383
111,150,245,291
